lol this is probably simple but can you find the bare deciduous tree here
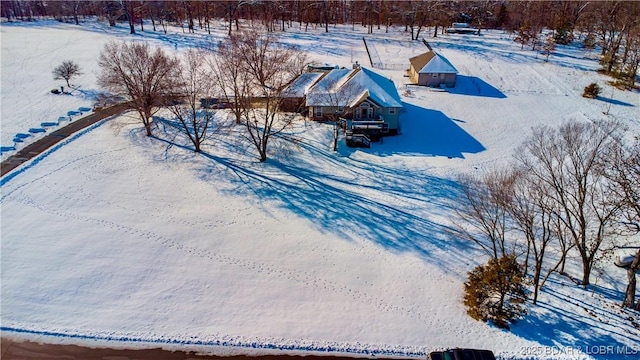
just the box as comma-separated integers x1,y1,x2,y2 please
308,73,362,151
455,170,516,260
543,36,556,62
506,167,557,304
97,41,179,137
208,35,250,126
167,49,222,153
516,120,622,287
53,60,82,87
215,30,307,162
603,140,640,308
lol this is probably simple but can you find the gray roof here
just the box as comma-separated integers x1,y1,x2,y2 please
283,72,325,98
306,67,402,108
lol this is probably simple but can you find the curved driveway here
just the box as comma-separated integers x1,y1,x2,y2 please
1,103,131,177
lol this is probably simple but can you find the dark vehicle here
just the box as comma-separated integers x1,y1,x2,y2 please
428,348,496,360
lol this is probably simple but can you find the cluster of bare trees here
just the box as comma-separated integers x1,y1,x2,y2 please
4,1,637,87
1,1,633,37
211,30,308,161
97,30,307,161
456,120,640,310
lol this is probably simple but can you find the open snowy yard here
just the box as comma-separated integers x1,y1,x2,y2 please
1,19,640,359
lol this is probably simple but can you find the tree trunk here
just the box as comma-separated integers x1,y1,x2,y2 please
533,262,542,304
324,0,328,33
623,250,640,308
581,258,591,287
143,115,152,136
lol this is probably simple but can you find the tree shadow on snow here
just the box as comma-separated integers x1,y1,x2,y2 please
511,277,640,359
150,111,479,274
596,96,636,107
365,103,485,159
165,135,474,273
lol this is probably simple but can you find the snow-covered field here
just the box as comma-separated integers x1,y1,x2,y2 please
2,19,640,359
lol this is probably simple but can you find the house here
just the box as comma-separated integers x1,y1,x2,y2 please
408,51,458,88
306,65,403,137
281,71,325,112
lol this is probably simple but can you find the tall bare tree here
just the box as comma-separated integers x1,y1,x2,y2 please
506,167,556,304
603,140,640,308
516,120,622,287
97,41,179,137
217,30,307,162
307,73,361,151
455,169,515,260
208,34,250,126
167,49,221,153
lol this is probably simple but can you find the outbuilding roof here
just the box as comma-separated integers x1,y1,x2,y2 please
409,51,458,74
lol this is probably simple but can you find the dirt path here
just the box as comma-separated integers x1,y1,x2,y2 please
0,337,394,360
0,103,131,177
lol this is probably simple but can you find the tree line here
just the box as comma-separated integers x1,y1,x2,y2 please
457,120,640,328
4,1,638,87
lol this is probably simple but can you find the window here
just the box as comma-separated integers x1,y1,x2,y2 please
389,108,396,115
314,107,322,118
432,73,439,78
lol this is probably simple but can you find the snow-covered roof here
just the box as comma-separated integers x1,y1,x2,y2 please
306,67,402,108
283,72,324,98
350,67,403,108
410,51,458,74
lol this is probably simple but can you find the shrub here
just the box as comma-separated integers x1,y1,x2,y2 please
582,33,596,49
582,83,601,98
463,254,528,329
553,26,572,45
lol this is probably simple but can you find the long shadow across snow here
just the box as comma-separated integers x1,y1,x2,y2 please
510,277,640,359
368,102,485,158
596,96,636,107
160,130,474,271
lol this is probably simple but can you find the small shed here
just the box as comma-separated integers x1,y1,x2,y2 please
408,51,458,88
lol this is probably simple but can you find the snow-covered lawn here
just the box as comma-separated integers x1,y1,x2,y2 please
1,19,640,359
